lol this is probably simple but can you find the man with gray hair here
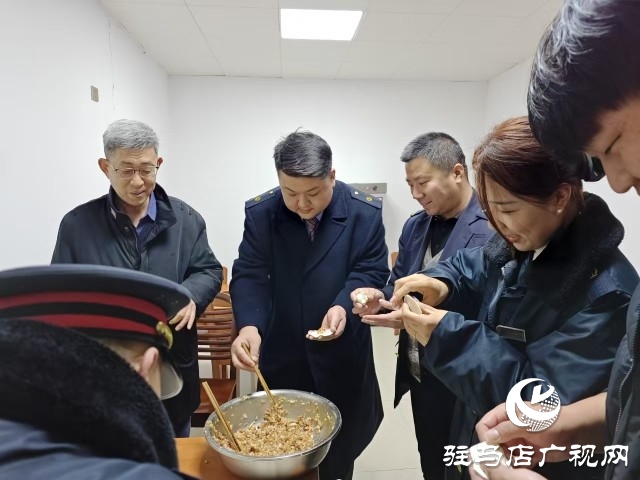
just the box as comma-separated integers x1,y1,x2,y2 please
52,119,222,437
352,132,491,479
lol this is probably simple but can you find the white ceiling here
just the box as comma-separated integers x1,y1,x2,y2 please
99,0,561,81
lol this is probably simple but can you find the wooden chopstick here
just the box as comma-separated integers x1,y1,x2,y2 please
202,381,242,452
241,342,276,405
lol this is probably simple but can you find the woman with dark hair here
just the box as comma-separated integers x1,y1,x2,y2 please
389,116,638,480
473,1,640,478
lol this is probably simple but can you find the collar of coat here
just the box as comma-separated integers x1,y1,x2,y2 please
483,192,624,307
0,319,178,468
276,180,350,222
411,189,487,225
107,184,177,230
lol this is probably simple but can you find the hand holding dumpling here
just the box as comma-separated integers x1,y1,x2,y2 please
350,288,385,316
401,297,448,346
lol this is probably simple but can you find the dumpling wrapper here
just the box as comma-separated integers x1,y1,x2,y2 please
468,441,511,479
307,327,333,339
403,294,422,314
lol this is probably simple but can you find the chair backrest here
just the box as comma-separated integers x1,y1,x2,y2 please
221,265,228,292
207,268,230,309
197,292,235,380
193,292,237,426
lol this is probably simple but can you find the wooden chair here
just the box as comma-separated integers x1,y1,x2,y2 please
209,266,229,308
191,291,237,428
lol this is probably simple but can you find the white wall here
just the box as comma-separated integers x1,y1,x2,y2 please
486,57,640,268
7,2,635,275
485,57,533,130
166,77,488,270
0,0,169,269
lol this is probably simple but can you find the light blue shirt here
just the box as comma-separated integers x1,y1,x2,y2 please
135,192,157,245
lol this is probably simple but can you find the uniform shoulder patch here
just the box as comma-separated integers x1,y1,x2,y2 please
350,188,382,209
245,188,278,208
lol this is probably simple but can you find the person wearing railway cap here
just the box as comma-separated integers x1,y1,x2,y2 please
51,119,222,436
0,264,199,479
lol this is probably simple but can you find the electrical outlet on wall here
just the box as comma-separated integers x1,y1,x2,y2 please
90,86,99,102
349,183,387,195
349,183,386,204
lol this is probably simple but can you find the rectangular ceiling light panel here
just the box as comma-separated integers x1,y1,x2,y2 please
280,9,363,41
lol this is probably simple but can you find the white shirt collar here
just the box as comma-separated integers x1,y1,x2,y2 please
532,244,547,261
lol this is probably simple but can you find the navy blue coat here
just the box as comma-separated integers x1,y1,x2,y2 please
380,191,491,406
51,185,222,431
605,285,640,480
230,180,389,476
421,194,638,480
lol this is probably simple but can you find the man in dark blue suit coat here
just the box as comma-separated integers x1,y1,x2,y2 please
353,132,492,479
230,131,389,480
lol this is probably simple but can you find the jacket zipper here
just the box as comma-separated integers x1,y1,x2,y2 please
615,322,637,434
124,225,142,270
134,235,142,270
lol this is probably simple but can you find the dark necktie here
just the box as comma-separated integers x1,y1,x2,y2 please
305,217,319,241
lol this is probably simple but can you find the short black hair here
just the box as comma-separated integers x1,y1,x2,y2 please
528,0,640,157
400,132,466,174
273,130,332,178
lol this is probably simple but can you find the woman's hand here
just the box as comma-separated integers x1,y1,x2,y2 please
475,402,571,467
401,301,448,346
469,462,546,480
390,274,450,308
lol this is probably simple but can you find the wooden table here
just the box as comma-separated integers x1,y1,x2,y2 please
176,437,319,480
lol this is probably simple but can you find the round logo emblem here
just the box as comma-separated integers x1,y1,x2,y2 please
505,378,561,432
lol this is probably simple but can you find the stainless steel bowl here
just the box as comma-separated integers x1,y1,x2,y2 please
204,389,342,479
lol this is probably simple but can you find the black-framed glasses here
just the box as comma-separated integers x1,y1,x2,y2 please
110,165,159,179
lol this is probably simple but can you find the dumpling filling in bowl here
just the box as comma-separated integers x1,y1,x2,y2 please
210,398,322,456
204,390,342,479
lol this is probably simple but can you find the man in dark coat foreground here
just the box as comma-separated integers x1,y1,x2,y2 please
0,264,197,479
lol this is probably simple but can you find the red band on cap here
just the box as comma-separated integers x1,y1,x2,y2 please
24,314,156,336
0,292,166,324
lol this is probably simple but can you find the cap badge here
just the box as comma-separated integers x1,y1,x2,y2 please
156,322,174,349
